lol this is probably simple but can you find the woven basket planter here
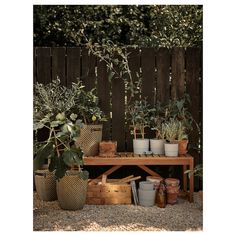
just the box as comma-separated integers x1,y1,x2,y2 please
34,169,57,201
76,124,103,156
56,171,88,210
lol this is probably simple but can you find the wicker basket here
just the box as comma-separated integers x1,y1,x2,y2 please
56,170,88,210
76,124,103,156
34,170,57,201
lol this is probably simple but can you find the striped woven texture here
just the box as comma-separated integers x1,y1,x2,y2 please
76,124,103,156
35,170,57,201
56,171,88,210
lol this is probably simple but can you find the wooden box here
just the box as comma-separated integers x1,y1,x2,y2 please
86,179,132,205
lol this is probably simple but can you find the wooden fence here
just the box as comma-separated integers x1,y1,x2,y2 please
33,47,202,189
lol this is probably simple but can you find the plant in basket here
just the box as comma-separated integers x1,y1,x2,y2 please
33,79,89,210
127,99,151,154
73,87,107,156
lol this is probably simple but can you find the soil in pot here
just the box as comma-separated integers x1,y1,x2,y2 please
34,169,57,201
133,139,149,154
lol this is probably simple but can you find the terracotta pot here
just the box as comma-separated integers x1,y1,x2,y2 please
146,176,163,190
99,141,117,156
177,140,189,155
165,178,180,187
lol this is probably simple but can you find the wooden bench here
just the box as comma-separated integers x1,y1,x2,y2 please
83,152,194,202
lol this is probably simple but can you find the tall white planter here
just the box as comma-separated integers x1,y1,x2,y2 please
150,139,165,155
133,139,149,154
164,143,179,157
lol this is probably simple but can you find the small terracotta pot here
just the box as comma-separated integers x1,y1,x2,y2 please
146,176,163,190
177,140,189,155
165,178,180,187
99,141,117,157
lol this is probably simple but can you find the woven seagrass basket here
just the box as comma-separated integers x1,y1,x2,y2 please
56,170,88,210
34,169,57,201
76,124,103,156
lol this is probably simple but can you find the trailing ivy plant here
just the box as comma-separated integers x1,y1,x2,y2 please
33,79,90,179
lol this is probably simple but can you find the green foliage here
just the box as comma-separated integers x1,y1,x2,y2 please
34,5,202,48
162,118,179,142
149,101,166,139
184,164,203,179
33,79,98,179
127,99,151,139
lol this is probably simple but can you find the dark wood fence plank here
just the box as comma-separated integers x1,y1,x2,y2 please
186,48,202,190
126,48,141,151
141,47,156,139
52,47,66,86
97,60,111,141
33,48,36,84
36,47,51,84
112,77,125,151
156,48,171,104
67,47,81,86
171,48,185,99
81,47,96,91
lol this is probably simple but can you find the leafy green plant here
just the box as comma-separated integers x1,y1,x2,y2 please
177,121,188,140
127,99,151,139
162,118,179,142
185,164,203,179
73,87,107,125
149,101,166,139
33,79,89,179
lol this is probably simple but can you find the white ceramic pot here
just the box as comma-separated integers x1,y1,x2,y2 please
138,189,156,207
133,139,149,154
150,139,165,155
139,181,155,190
164,143,179,157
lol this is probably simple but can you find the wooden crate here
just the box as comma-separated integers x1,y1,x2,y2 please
86,179,132,205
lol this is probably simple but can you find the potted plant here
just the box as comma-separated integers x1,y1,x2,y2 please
127,99,151,154
162,118,179,156
74,88,107,156
185,164,203,206
176,121,189,155
150,101,166,155
34,79,89,210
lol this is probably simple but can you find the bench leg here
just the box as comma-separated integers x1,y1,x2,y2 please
189,159,194,202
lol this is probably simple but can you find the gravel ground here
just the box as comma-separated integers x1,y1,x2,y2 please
33,191,203,231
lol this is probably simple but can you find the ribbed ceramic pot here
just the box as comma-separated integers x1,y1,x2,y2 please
150,139,165,155
133,139,149,154
164,143,178,157
139,181,155,190
138,189,156,207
